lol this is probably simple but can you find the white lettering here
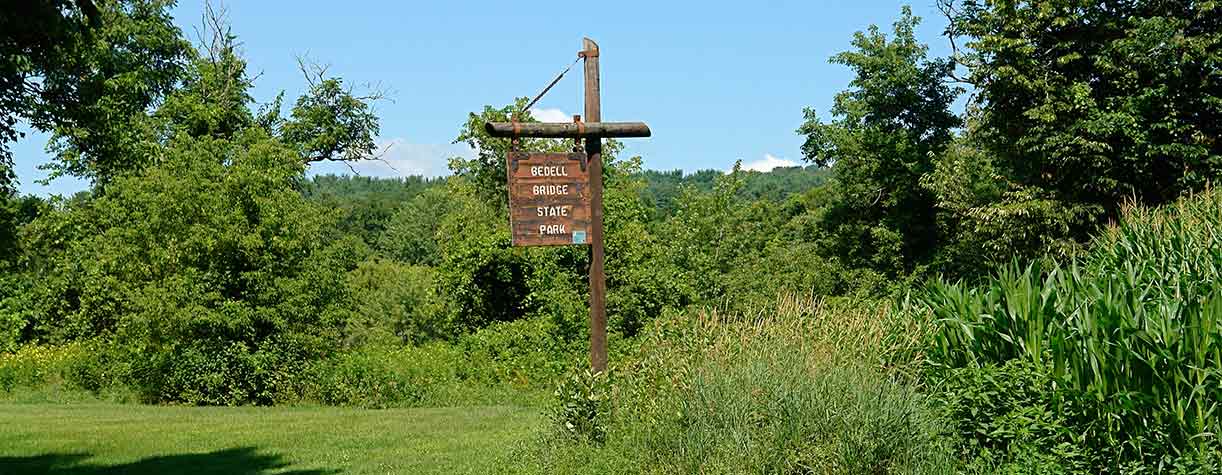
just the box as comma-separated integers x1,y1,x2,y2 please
534,206,569,217
532,184,569,196
530,165,568,177
538,224,568,235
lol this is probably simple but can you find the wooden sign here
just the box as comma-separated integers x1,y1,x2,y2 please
507,151,591,246
487,38,651,373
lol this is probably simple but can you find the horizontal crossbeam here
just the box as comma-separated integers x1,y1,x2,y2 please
484,121,651,138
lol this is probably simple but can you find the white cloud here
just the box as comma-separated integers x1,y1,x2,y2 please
738,154,798,173
529,108,570,123
307,137,473,178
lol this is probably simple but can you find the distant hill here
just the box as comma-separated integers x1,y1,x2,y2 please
640,165,830,215
305,165,831,217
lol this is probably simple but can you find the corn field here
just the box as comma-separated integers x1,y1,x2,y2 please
919,190,1222,455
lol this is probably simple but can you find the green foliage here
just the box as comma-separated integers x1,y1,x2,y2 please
513,297,955,474
433,178,538,331
946,0,1222,213
1,0,191,184
346,259,448,345
280,70,380,164
13,131,362,404
798,6,961,278
301,174,441,249
456,316,583,387
0,341,132,401
638,166,830,216
933,360,1098,473
922,140,1096,277
919,189,1222,468
548,368,611,444
450,100,576,207
300,346,424,408
153,21,255,141
377,185,453,265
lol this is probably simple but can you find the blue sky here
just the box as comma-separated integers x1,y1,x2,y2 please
10,0,952,196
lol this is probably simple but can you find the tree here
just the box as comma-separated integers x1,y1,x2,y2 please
1,0,191,185
797,7,961,277
153,4,255,142
13,127,366,404
277,59,383,166
378,186,453,266
1,6,391,402
943,0,1222,215
450,100,578,208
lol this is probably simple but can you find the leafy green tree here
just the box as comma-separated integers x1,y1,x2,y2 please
922,136,1091,276
450,100,576,207
638,169,722,216
17,130,362,404
638,166,829,218
1,0,191,185
378,185,453,266
433,177,540,332
602,156,686,336
943,0,1222,214
798,7,961,277
279,62,381,165
346,259,447,346
303,175,439,249
153,14,254,142
2,10,391,401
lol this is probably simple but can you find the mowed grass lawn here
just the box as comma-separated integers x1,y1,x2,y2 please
0,403,541,474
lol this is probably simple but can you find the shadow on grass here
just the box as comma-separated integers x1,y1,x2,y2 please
0,447,340,474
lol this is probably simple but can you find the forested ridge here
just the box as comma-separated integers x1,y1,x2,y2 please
2,1,1221,473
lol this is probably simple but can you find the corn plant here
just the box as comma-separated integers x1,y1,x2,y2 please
919,189,1222,460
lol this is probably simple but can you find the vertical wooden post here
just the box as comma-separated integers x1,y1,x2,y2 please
582,37,607,374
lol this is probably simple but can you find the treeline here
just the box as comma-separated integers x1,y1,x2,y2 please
2,0,1221,472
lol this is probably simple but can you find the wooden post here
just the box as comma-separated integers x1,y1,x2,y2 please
583,37,607,374
484,121,650,138
490,38,649,373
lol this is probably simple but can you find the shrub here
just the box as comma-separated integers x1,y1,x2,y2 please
346,259,448,345
292,341,554,408
457,316,583,387
932,360,1098,474
0,342,120,395
301,346,424,408
10,133,364,405
548,368,612,445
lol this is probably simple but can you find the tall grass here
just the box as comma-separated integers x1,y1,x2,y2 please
510,295,956,474
920,189,1222,460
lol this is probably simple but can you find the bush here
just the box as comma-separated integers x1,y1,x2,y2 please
300,346,424,408
457,316,583,387
548,368,611,444
11,133,363,405
293,342,553,408
0,342,127,397
932,360,1098,473
346,259,448,345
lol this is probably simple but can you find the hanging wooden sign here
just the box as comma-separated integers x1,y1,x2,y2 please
507,151,591,246
488,37,651,373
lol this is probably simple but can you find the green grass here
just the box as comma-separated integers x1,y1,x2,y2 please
0,402,541,474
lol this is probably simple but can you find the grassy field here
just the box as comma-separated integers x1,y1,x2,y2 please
0,403,540,474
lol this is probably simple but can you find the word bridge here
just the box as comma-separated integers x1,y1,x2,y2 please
485,38,650,373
